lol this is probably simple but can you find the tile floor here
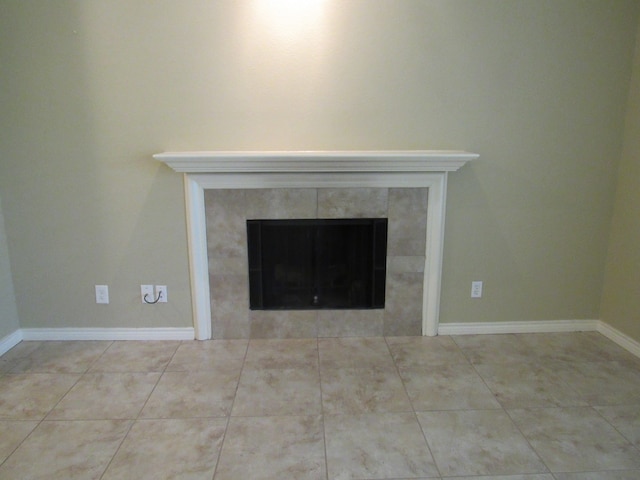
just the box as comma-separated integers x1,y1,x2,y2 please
0,332,640,479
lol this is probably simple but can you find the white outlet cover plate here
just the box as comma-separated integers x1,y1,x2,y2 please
95,285,109,304
141,285,154,304
471,281,483,298
155,285,168,303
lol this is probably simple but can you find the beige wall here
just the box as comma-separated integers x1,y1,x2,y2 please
0,1,638,334
601,14,640,342
0,196,20,338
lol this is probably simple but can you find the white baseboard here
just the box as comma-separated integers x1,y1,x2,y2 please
0,329,24,356
437,319,640,359
596,321,640,359
437,319,600,336
20,327,195,341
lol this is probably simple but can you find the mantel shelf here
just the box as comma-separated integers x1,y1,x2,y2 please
154,150,478,174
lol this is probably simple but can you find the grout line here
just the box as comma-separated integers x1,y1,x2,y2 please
384,336,444,479
316,337,330,480
97,340,182,480
209,338,250,480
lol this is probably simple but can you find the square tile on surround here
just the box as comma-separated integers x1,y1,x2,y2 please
317,309,384,337
317,188,388,218
387,187,428,256
209,274,250,339
205,187,428,339
249,310,318,338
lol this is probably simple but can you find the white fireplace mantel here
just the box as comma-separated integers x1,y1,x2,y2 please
154,150,477,173
154,150,478,340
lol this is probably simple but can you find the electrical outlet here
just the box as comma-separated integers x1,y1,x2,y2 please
95,285,109,304
471,281,483,298
155,285,168,303
141,284,154,304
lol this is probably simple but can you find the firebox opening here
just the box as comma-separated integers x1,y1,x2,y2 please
247,218,387,310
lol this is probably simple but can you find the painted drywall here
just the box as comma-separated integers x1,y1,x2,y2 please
0,1,638,331
601,14,640,342
0,195,20,339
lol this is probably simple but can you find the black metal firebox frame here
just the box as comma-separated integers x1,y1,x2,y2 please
247,218,387,310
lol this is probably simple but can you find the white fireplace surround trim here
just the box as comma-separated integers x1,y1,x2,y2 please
154,150,478,340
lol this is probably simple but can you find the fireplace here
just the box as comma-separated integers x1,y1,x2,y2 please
153,150,478,339
247,218,388,310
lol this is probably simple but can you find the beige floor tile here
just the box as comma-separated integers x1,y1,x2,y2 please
553,472,640,479
244,338,318,369
386,335,469,368
474,362,587,408
0,420,38,463
321,367,412,414
141,369,239,418
452,334,537,365
509,407,640,472
1,333,639,479
0,342,42,368
0,373,80,420
232,367,321,416
165,339,247,372
102,418,226,480
584,334,640,369
0,360,11,374
553,361,640,405
215,415,326,480
47,372,160,420
319,337,395,370
324,412,439,479
417,409,547,477
0,420,130,479
7,341,111,374
516,332,631,363
89,341,180,372
400,363,501,411
595,404,640,447
452,476,556,480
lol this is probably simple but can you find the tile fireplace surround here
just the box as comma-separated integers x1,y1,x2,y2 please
154,151,478,340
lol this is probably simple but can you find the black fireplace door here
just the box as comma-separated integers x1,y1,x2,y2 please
247,218,387,310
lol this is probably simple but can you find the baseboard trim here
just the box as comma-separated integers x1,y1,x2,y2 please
437,319,600,336
20,327,195,341
0,329,24,356
437,319,640,359
596,321,640,359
